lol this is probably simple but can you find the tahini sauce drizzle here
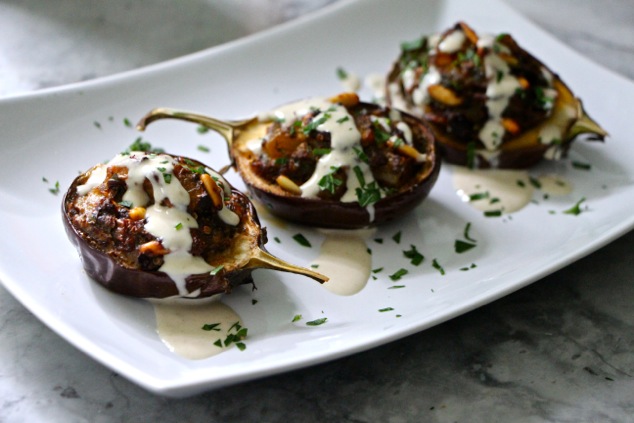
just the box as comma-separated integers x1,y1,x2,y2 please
453,167,573,213
453,167,533,213
153,299,242,360
258,97,404,222
310,229,374,296
77,152,240,297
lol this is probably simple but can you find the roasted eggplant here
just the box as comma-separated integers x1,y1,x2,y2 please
137,93,440,229
63,151,326,300
386,22,607,168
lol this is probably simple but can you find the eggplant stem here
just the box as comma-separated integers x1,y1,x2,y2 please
569,101,609,140
136,107,255,147
249,248,328,284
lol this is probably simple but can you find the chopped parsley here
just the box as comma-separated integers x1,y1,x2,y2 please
306,317,328,326
292,314,302,323
197,125,210,134
403,245,424,266
469,192,489,202
197,145,210,153
529,177,542,189
48,181,61,195
455,239,476,253
123,117,133,128
202,323,221,332
318,166,343,194
379,307,395,312
312,148,332,156
292,233,312,247
432,259,445,275
389,268,408,281
209,265,224,275
484,209,503,217
213,321,248,351
337,116,350,124
372,267,384,274
388,285,406,289
563,197,587,216
463,222,476,242
336,67,348,80
572,161,592,170
392,231,402,244
174,222,183,230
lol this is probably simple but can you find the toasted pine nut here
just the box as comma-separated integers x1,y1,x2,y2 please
276,175,302,195
458,21,479,45
501,118,520,134
497,52,518,66
128,207,146,221
388,140,427,163
139,240,169,255
328,92,359,108
200,173,223,208
428,84,463,106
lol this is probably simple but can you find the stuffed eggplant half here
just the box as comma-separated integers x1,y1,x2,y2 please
137,93,440,229
386,22,607,169
63,151,326,300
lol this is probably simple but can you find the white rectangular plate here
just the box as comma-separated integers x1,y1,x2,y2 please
1,0,633,397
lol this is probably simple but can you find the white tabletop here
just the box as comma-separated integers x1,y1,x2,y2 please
1,1,633,421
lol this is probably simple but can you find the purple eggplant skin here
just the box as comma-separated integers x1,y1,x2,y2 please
62,154,267,300
233,101,441,229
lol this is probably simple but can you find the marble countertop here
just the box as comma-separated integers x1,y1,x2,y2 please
1,0,633,421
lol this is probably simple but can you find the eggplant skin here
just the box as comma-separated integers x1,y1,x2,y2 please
242,152,441,229
62,154,266,300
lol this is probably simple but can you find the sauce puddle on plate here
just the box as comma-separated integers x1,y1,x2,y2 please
311,229,374,296
154,300,242,360
452,167,573,213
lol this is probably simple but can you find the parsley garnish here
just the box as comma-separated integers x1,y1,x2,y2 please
175,222,183,230
318,166,343,194
572,161,592,170
563,197,587,216
202,323,221,332
455,240,476,253
379,307,394,313
292,233,312,247
484,209,503,217
336,67,348,80
306,317,328,326
197,145,210,153
292,314,302,323
48,181,60,196
403,245,424,266
432,259,445,275
197,125,209,134
209,265,224,275
312,148,332,156
392,231,402,244
389,268,408,281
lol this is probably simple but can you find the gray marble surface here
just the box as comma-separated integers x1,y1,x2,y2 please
1,0,633,421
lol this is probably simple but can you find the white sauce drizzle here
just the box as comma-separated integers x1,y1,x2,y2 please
438,29,466,53
154,300,242,360
311,229,374,296
452,166,534,213
76,152,240,297
260,98,384,220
